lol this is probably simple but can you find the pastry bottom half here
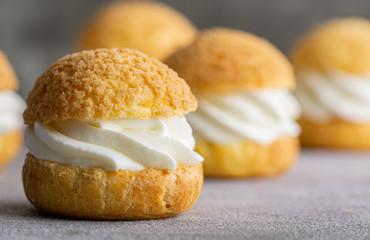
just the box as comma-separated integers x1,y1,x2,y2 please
0,129,22,170
22,154,203,220
195,136,298,178
299,118,370,149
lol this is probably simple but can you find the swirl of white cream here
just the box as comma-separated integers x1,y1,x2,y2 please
0,90,25,133
186,89,301,145
24,117,203,171
295,71,370,123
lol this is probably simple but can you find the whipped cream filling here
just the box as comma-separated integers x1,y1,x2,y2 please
25,117,203,171
0,90,25,133
186,89,301,145
295,71,370,123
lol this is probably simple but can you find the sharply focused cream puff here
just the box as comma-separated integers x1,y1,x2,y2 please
0,50,25,170
22,48,203,220
291,17,370,149
165,28,301,178
77,1,197,60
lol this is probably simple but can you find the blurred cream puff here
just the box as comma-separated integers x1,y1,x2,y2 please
166,28,301,177
77,1,197,60
291,17,370,149
0,50,24,170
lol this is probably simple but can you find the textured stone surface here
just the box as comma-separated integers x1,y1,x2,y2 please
1,147,369,239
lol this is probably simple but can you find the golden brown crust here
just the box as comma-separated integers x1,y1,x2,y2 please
195,136,298,178
165,28,295,93
0,50,18,91
22,154,203,220
290,17,370,74
78,1,197,60
23,48,197,125
299,118,370,149
0,130,22,170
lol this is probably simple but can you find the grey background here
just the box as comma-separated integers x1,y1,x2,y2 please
0,0,370,97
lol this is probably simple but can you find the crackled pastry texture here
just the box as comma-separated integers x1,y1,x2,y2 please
24,48,197,125
165,28,295,92
196,136,298,177
0,50,18,91
78,1,197,60
23,154,203,220
290,17,370,74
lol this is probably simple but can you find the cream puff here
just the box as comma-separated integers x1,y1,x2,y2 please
77,1,197,60
165,28,301,178
0,50,24,170
22,48,203,220
291,17,370,149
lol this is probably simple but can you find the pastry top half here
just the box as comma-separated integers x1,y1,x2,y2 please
78,1,197,60
165,28,295,93
0,50,18,91
23,48,197,125
290,17,370,74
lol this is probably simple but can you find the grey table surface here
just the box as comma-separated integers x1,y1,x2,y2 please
0,147,369,240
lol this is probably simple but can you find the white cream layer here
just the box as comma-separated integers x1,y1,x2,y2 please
295,71,370,123
0,90,25,133
186,89,301,145
24,117,203,171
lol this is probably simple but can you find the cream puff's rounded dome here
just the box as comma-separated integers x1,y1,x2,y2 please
24,48,197,125
290,17,370,74
165,28,295,92
77,1,197,60
0,50,18,91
